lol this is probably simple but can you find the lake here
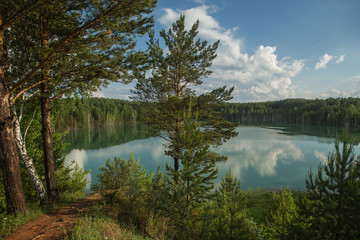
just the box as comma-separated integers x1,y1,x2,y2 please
63,124,360,191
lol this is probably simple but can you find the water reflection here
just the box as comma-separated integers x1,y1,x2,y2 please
64,125,360,190
218,136,304,177
314,150,327,164
65,149,92,189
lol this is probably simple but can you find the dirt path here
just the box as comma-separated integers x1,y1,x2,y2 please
5,193,102,240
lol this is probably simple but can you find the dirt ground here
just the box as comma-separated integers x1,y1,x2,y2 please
5,193,102,240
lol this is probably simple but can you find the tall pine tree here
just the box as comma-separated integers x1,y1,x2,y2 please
165,105,218,239
133,15,237,173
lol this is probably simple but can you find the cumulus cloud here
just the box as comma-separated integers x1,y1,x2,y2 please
100,83,134,100
335,55,345,64
315,53,333,70
158,6,304,102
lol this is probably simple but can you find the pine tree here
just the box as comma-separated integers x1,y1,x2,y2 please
165,105,218,239
211,170,256,240
264,189,299,240
306,132,360,239
132,15,237,173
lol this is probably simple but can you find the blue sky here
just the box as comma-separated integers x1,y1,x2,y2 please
97,0,360,102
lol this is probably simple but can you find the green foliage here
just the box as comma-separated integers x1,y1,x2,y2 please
94,154,169,235
93,155,268,239
56,97,143,130
0,206,44,238
210,170,261,240
263,189,300,240
223,97,360,128
133,15,237,170
0,97,89,208
65,215,152,240
305,132,360,239
95,154,152,206
0,179,5,213
56,161,90,199
165,107,218,239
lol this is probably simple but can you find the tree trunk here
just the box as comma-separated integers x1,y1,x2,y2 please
40,83,59,203
40,9,59,203
11,104,48,205
0,23,28,214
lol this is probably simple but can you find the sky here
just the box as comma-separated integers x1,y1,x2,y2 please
96,0,360,102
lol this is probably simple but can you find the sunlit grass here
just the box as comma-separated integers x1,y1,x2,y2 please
65,215,152,240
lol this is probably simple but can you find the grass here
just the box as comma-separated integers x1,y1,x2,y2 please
65,215,152,240
0,206,44,239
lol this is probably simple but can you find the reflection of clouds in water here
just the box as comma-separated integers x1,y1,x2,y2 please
314,151,327,165
86,137,166,165
65,149,92,189
218,138,304,177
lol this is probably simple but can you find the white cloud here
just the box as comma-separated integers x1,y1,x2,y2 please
315,53,333,70
100,83,134,100
330,88,357,97
158,6,304,102
317,88,360,99
335,55,345,64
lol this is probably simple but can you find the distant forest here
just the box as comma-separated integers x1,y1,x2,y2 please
57,97,360,129
56,98,144,130
223,97,360,128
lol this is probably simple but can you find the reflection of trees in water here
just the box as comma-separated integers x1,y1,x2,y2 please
245,123,360,145
63,124,149,153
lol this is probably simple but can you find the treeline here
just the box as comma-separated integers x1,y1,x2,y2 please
56,98,144,130
59,97,360,129
223,97,360,128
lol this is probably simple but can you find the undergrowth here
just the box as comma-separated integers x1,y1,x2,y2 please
65,214,151,240
0,206,44,238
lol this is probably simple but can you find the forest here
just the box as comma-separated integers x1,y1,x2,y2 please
1,1,359,240
55,97,143,130
223,97,360,128
55,96,360,130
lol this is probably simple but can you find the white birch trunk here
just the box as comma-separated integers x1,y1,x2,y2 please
11,104,48,205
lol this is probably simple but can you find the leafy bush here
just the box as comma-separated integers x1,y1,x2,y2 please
93,155,169,237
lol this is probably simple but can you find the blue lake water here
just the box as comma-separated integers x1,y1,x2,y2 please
64,124,360,191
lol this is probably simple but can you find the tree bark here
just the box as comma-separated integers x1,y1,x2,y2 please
40,9,59,203
40,83,59,203
0,22,28,214
11,104,48,205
